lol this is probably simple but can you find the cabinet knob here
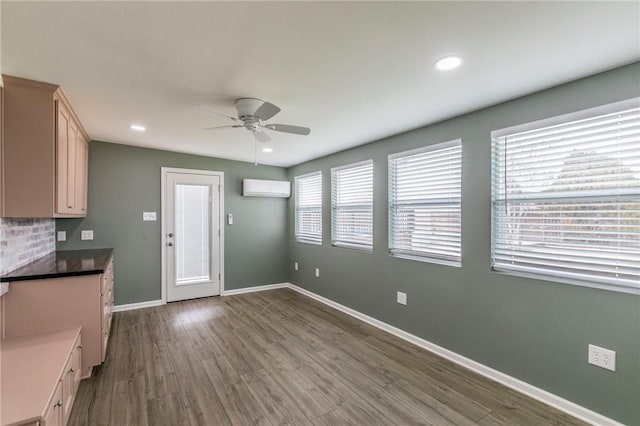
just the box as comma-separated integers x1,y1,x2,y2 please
77,345,83,349
168,242,174,247
69,368,75,373
54,401,62,408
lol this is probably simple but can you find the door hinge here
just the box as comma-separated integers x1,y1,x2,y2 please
218,185,221,193
218,273,221,280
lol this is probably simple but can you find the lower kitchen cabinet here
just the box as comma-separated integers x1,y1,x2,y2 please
1,328,82,426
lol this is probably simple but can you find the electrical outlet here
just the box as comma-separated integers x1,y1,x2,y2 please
315,268,320,278
588,344,616,371
397,291,407,305
294,262,299,271
81,230,94,241
57,231,67,242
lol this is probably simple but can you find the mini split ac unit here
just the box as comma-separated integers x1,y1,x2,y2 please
242,179,291,198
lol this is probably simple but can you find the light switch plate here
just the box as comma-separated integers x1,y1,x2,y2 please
57,231,67,242
397,291,407,305
227,213,233,225
143,212,157,221
81,230,94,240
315,268,320,277
294,262,299,271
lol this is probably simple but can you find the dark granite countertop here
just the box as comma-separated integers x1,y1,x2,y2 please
0,248,113,282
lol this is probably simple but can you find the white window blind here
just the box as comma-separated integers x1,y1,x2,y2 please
331,160,373,250
295,171,322,244
389,140,462,265
491,99,640,292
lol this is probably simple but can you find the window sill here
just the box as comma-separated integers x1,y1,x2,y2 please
390,252,461,268
491,268,640,295
295,239,322,246
332,243,373,253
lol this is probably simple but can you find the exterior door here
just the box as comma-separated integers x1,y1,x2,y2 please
164,169,223,302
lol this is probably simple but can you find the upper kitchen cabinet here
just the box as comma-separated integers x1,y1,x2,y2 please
1,75,90,217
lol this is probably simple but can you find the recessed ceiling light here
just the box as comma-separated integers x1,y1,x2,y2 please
434,56,463,71
130,124,146,132
262,147,273,153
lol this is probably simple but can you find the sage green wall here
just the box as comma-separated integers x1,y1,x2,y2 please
287,62,640,425
56,141,289,305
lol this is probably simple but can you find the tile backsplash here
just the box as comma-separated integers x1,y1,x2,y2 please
0,218,55,275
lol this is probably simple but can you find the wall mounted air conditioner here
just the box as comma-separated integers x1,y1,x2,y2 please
242,179,291,198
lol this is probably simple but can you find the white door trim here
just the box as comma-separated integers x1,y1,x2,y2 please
161,167,225,303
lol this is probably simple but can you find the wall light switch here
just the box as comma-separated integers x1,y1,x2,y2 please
228,213,233,225
57,231,67,242
294,262,299,271
81,230,94,240
143,212,157,221
397,291,407,306
315,268,320,278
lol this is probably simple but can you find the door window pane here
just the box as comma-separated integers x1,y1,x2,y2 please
176,184,210,283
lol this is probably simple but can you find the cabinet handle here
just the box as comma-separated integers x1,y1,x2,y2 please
54,401,62,408
69,368,75,373
77,345,83,349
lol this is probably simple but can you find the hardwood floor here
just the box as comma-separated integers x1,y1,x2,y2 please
69,288,586,425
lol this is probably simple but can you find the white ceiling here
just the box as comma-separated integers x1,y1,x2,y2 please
2,1,639,167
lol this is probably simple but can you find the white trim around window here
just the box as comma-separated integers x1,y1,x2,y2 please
294,171,323,245
388,139,463,266
331,160,374,251
491,98,640,294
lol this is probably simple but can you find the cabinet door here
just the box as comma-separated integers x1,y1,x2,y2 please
63,334,82,424
56,101,71,214
67,120,78,213
42,380,63,426
62,353,74,420
74,134,88,214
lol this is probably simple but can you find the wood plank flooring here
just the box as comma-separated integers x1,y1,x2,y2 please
69,288,586,425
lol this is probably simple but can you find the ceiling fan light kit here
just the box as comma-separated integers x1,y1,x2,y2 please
200,98,311,143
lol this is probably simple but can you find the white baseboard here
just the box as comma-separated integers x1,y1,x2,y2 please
286,283,622,426
113,299,165,312
222,282,289,296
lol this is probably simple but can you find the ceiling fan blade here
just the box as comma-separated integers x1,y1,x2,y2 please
253,101,281,121
202,125,243,130
253,130,271,143
195,105,239,122
264,124,311,136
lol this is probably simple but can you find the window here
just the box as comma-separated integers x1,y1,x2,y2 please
331,160,373,250
295,171,322,244
389,140,462,265
491,99,640,292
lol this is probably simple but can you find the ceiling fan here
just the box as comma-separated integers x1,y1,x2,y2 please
199,98,310,143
